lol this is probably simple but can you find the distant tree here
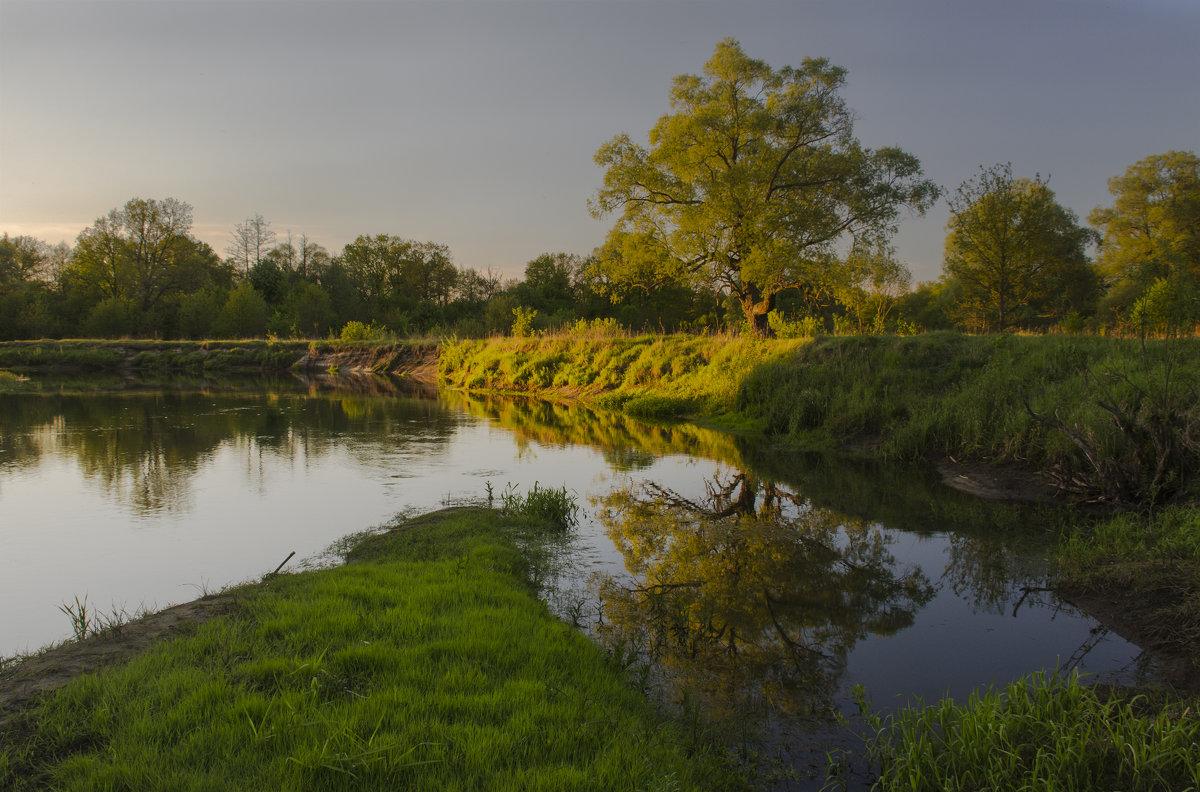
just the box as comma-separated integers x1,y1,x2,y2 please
280,282,336,337
84,296,139,338
1089,150,1200,321
339,235,458,314
590,39,938,335
0,234,53,285
67,197,202,322
836,242,912,334
943,164,1098,331
0,234,61,339
213,281,269,338
177,287,226,339
226,214,276,274
895,280,959,331
453,267,504,304
517,252,580,319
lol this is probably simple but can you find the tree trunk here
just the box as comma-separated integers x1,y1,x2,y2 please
740,289,776,337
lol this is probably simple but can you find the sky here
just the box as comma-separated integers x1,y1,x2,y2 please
1,0,1197,284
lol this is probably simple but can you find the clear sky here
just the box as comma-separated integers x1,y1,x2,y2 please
1,0,1196,283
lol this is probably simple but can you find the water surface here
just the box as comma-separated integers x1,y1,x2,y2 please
0,376,1155,787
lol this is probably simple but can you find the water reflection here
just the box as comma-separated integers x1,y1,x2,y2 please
0,377,455,516
591,472,936,729
442,390,743,470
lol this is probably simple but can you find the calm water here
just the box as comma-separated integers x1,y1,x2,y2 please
0,375,1157,786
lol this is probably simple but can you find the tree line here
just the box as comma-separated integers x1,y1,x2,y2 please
2,40,1196,341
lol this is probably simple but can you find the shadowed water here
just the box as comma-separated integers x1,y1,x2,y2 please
0,376,1156,789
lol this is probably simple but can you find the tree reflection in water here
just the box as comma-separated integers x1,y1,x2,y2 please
591,471,936,739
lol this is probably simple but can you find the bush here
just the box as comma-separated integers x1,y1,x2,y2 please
85,297,139,338
339,320,387,342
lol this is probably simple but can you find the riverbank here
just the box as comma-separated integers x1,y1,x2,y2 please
0,339,438,380
0,507,743,791
441,333,1200,500
4,332,1198,787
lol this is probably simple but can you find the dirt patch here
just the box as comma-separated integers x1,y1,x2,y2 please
937,458,1060,502
294,343,439,381
0,594,237,729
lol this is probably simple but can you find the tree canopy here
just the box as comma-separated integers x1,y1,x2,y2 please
1089,150,1200,323
590,38,939,334
942,164,1098,331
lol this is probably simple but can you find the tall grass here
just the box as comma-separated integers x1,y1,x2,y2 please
738,333,1200,501
438,334,802,419
857,672,1199,791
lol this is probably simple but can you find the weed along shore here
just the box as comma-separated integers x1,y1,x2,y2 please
0,506,744,791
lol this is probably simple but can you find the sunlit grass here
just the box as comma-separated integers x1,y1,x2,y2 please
438,334,802,419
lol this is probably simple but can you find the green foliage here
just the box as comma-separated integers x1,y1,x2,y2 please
439,335,801,418
84,296,139,338
1,509,740,791
943,164,1099,331
737,333,1200,501
1091,150,1200,323
214,282,270,338
857,672,1199,792
339,320,387,342
497,482,580,531
1130,277,1199,337
590,38,938,334
767,311,823,339
566,317,625,338
510,306,537,338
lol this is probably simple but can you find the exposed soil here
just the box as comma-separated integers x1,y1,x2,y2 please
936,458,1060,502
0,594,236,731
294,343,439,381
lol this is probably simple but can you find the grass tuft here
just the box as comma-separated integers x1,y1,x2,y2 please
856,672,1200,791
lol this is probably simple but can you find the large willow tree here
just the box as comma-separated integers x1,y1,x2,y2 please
589,39,939,335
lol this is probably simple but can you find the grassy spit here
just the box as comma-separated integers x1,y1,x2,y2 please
0,507,742,791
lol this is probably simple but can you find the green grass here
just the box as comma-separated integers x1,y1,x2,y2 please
439,334,802,419
855,672,1199,792
739,333,1200,477
441,332,1200,501
1,508,743,792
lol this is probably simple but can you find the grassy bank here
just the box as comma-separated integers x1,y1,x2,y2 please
0,339,437,378
0,507,742,791
443,332,1200,503
438,335,800,423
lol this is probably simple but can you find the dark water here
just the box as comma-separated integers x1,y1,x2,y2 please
0,376,1156,788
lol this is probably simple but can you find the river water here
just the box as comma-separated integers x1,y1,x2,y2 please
0,375,1157,787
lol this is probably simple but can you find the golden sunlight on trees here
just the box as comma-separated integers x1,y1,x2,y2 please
589,38,938,336
1090,150,1200,327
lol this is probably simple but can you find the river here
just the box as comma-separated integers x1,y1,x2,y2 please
0,374,1158,787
